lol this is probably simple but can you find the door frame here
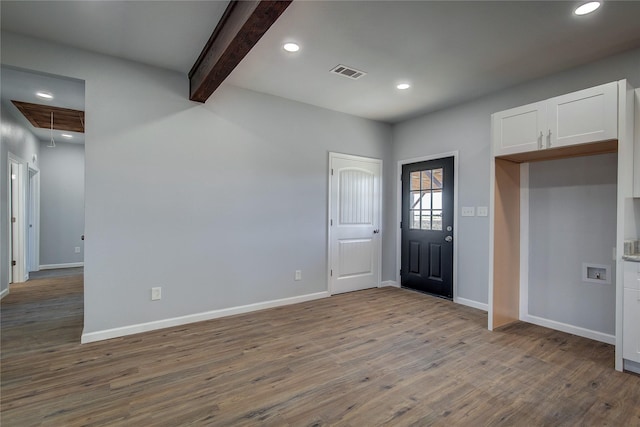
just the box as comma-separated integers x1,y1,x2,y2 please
8,152,28,283
397,151,459,299
327,152,383,295
27,165,40,273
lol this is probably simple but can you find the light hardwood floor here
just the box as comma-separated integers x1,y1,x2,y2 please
1,275,639,426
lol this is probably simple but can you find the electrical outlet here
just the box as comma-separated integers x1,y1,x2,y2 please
151,287,162,301
295,270,302,281
477,206,488,217
74,246,81,253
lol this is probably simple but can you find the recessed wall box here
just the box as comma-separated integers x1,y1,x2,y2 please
582,263,611,285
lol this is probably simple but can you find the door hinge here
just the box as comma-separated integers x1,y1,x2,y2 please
331,168,334,176
330,269,333,277
11,217,16,223
330,219,333,226
12,260,16,266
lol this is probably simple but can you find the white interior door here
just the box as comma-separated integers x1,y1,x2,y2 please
329,153,381,294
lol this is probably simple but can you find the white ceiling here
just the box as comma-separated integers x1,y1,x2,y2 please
2,1,640,124
228,0,640,122
0,1,229,73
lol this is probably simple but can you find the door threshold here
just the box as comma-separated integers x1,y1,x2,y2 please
400,286,453,301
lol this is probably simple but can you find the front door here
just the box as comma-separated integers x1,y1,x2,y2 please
329,153,381,294
401,157,454,298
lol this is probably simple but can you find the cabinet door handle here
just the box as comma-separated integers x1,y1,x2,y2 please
538,131,543,149
547,129,552,147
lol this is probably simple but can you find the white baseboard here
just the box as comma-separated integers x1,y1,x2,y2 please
522,314,615,345
39,262,84,270
0,288,9,300
624,359,640,375
455,297,489,312
380,280,400,288
81,291,330,344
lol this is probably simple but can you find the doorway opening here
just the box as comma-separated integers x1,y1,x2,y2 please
2,65,86,344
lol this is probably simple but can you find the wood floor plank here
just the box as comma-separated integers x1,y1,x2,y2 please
2,275,639,426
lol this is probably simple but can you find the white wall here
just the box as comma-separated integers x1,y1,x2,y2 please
0,32,392,336
0,106,40,294
38,141,85,267
392,47,640,306
528,154,617,335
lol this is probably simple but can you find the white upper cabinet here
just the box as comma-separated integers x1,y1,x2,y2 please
492,101,546,156
547,82,618,149
492,82,619,157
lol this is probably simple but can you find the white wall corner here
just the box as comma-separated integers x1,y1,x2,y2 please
380,280,400,288
0,288,9,300
81,291,330,344
455,297,488,312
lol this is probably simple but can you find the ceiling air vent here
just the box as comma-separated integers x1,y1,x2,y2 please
330,64,367,80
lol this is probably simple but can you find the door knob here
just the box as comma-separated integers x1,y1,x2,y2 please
445,235,453,242
373,229,380,234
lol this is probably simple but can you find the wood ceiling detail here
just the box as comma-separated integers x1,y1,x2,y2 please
11,101,85,133
189,0,292,103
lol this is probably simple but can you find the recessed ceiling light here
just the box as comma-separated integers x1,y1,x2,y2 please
397,83,411,90
61,134,73,139
283,42,300,53
36,91,53,100
574,1,601,16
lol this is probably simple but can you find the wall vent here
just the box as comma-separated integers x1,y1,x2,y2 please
330,64,367,80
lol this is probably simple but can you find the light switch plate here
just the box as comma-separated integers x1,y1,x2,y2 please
461,207,475,217
477,206,488,217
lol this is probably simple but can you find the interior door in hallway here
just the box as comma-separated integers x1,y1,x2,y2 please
401,157,454,299
329,153,381,294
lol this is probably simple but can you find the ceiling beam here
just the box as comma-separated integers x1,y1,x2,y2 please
189,0,292,103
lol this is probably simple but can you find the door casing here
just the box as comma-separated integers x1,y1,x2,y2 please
397,151,459,300
8,152,27,283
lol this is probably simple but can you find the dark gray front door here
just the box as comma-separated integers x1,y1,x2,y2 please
401,157,454,298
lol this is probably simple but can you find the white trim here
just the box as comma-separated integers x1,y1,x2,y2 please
615,80,635,372
396,151,459,297
81,291,330,344
519,163,529,320
624,359,640,375
522,314,615,345
455,297,488,312
0,288,9,300
8,152,27,284
39,262,84,270
488,150,495,330
380,280,400,288
27,166,40,273
327,152,382,296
